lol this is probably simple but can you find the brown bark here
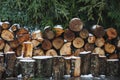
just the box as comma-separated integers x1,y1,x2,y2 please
95,37,105,47
46,49,58,56
64,29,75,41
93,47,105,57
60,42,71,56
106,28,117,40
10,24,20,32
52,37,64,50
1,21,10,29
69,18,83,32
73,37,84,48
87,34,96,43
84,43,94,51
15,45,22,57
92,25,105,38
79,29,89,39
104,43,116,54
42,39,52,50
1,30,14,41
53,25,64,37
108,53,118,59
0,38,5,50
33,48,45,56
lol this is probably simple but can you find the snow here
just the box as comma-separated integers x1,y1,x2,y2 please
54,25,63,29
89,33,93,36
34,30,41,33
107,59,119,61
71,18,80,21
33,56,53,59
6,51,15,54
80,51,91,54
20,59,35,62
81,74,93,77
44,26,50,30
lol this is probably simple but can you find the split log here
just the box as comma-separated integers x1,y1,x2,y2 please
106,28,117,40
0,38,5,50
108,53,118,59
64,29,75,41
69,18,83,32
60,42,71,56
41,39,52,50
1,21,10,29
1,30,14,41
10,24,20,32
104,43,116,54
79,29,89,39
4,43,13,53
73,37,84,48
16,28,29,37
91,25,105,38
84,43,94,51
95,37,105,47
53,25,64,37
93,47,105,57
70,56,81,77
43,26,55,40
33,48,45,56
15,45,22,57
8,39,19,49
79,51,91,75
52,37,64,50
87,34,96,43
46,49,58,56
22,41,33,57
31,39,41,48
73,48,84,56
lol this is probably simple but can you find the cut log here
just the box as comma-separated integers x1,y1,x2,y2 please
4,43,13,53
69,18,83,32
93,47,105,57
60,42,71,56
15,45,22,57
46,49,58,56
1,30,14,41
79,29,89,39
53,25,64,37
33,48,44,56
8,39,19,49
31,39,41,48
84,43,94,51
73,48,85,56
108,53,118,59
95,37,105,47
0,55,5,79
52,37,64,50
73,37,84,48
10,24,20,32
64,29,75,41
87,34,96,43
41,39,52,50
16,28,29,37
104,43,116,54
64,57,71,75
0,38,5,50
106,28,117,40
1,21,10,29
91,25,105,38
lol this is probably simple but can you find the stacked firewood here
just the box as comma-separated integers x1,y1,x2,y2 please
0,18,119,59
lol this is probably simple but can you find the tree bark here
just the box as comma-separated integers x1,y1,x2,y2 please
84,43,94,51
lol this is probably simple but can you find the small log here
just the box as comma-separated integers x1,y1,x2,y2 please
73,48,84,56
91,25,105,38
33,48,44,56
79,51,91,75
95,37,105,47
87,34,96,43
104,43,116,54
106,28,117,40
53,25,64,37
33,56,53,78
41,39,52,50
46,49,58,56
52,37,64,50
22,41,33,57
73,37,84,48
31,39,41,48
0,38,5,50
64,29,75,41
84,43,94,51
10,24,20,32
16,27,29,37
69,18,83,32
79,29,89,39
4,43,13,53
93,47,105,57
99,56,107,75
90,53,100,77
1,30,14,41
15,45,22,57
8,39,19,49
108,53,118,59
70,56,81,77
106,59,119,76
1,21,10,29
20,59,35,79
60,42,71,56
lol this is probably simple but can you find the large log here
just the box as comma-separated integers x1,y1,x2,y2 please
69,18,83,32
52,37,64,50
87,33,96,44
106,28,117,40
91,25,105,38
73,37,84,48
41,39,52,50
46,49,58,56
1,30,14,41
104,43,116,54
64,29,75,41
33,48,45,56
84,43,94,51
60,42,71,56
53,25,64,37
79,29,89,39
93,47,105,57
95,37,105,47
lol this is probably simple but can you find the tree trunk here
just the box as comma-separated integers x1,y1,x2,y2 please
64,29,75,41
73,37,84,48
108,53,118,59
15,45,22,57
41,39,52,50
